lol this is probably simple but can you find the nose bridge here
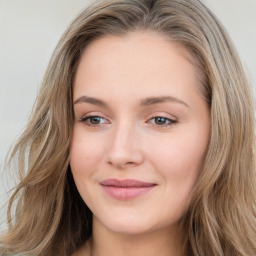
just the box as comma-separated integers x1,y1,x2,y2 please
114,119,134,146
107,118,143,168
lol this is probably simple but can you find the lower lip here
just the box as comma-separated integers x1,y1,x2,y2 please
101,185,156,200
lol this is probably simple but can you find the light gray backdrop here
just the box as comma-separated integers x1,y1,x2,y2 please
1,0,256,231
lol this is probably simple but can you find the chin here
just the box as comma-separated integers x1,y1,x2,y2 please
95,212,162,236
107,222,153,235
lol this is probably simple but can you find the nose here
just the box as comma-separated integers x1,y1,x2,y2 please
106,122,144,170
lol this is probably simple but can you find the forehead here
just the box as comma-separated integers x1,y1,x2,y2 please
73,31,202,101
77,31,192,71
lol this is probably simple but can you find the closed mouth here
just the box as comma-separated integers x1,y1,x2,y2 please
100,178,157,200
100,178,157,188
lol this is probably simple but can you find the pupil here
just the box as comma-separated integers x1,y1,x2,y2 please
156,117,166,124
91,117,101,124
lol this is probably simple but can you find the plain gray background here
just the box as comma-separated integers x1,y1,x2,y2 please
1,0,256,231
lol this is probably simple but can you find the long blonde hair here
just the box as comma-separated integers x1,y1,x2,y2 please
1,0,255,255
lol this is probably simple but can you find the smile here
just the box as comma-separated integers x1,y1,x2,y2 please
100,179,157,200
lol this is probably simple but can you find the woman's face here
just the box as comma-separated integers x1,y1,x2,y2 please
70,31,210,235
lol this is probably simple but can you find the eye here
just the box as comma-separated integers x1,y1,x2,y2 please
148,116,177,126
80,115,110,127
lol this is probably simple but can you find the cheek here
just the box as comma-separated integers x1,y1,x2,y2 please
148,126,208,187
69,127,104,179
69,127,107,210
145,128,208,219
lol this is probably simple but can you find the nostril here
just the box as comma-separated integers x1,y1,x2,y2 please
126,162,135,165
107,160,137,169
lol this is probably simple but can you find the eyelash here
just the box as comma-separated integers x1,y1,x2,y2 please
79,114,177,128
79,115,109,127
148,116,177,127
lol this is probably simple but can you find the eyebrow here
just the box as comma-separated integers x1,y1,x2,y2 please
140,96,189,108
73,95,189,108
74,96,108,107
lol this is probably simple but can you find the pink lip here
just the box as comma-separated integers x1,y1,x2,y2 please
100,179,157,200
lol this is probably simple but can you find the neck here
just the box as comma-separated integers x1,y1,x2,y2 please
88,217,186,256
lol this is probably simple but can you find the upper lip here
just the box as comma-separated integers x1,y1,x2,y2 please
100,179,157,188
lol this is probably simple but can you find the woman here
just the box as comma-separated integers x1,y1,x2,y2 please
0,0,255,255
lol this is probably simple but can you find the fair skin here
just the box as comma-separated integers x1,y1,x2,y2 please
70,31,210,256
